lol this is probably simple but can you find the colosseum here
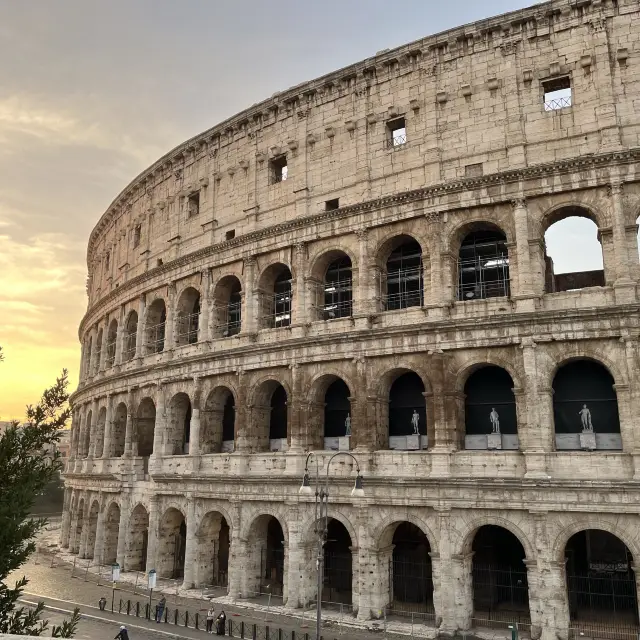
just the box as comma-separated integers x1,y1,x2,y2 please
62,0,640,637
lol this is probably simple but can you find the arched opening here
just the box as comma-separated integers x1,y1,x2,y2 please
246,515,285,599
176,287,201,346
94,407,107,458
123,311,138,361
252,381,289,452
201,387,235,454
472,525,530,625
323,519,353,606
323,378,351,450
85,337,93,377
126,504,149,571
553,360,621,451
388,522,433,619
105,319,118,367
82,410,92,458
270,385,287,449
259,264,292,329
197,511,231,590
168,393,191,455
565,530,638,626
103,503,120,565
86,501,100,559
112,402,127,458
457,227,510,301
145,298,166,354
157,508,186,579
95,328,103,372
544,209,604,293
213,276,242,337
388,371,427,450
383,237,423,311
322,255,353,320
73,500,85,554
135,398,156,458
464,366,518,450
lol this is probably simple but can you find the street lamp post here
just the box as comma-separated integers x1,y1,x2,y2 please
299,451,365,640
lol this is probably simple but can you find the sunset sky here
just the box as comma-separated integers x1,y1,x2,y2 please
1,0,625,420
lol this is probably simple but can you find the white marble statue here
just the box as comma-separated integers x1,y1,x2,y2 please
490,408,500,434
344,413,351,436
579,404,593,433
411,410,420,435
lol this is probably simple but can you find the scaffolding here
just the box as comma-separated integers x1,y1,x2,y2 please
146,322,166,354
176,311,199,345
105,339,116,368
383,242,424,310
315,276,353,320
123,330,137,361
457,235,510,301
259,282,292,329
213,300,241,337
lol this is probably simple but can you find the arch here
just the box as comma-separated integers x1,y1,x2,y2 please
324,518,354,605
564,528,638,625
125,503,149,571
176,286,201,345
201,386,236,453
212,275,242,337
145,298,166,354
167,392,191,455
455,223,510,301
135,397,156,457
103,502,120,564
543,205,605,292
258,263,292,329
385,369,427,450
105,319,118,367
82,410,92,458
470,524,530,623
157,507,187,579
112,402,127,457
86,500,100,559
123,310,138,361
85,337,93,377
309,249,354,321
251,378,289,451
375,515,438,555
376,234,424,311
323,377,352,444
95,328,104,371
464,365,518,451
552,359,620,451
541,202,603,234
245,513,287,598
196,510,231,590
94,406,107,458
73,498,86,553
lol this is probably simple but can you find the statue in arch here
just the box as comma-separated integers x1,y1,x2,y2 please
579,404,593,433
411,410,420,435
344,413,351,436
489,408,500,434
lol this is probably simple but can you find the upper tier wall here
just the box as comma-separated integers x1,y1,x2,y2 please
86,0,640,307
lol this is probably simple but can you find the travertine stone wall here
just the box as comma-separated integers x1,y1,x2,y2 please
64,1,640,639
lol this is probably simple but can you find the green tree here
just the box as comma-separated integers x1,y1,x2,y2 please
0,365,80,636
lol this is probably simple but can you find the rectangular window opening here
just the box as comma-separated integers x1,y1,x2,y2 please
543,77,572,111
325,198,340,211
225,229,236,241
270,155,288,184
187,192,200,217
133,224,142,248
387,117,407,148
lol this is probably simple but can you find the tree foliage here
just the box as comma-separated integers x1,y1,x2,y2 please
0,366,80,636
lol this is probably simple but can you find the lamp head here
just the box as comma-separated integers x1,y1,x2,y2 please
351,473,365,498
299,471,313,495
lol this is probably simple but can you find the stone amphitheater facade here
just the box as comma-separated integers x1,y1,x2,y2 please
62,0,640,637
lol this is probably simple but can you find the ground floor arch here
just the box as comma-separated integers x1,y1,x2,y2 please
157,507,187,579
196,511,231,589
125,504,149,571
471,525,530,624
103,503,120,564
565,529,639,626
323,518,354,606
72,499,85,553
86,501,100,559
245,514,286,598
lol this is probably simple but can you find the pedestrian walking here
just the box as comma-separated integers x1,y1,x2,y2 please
155,595,166,623
206,603,216,633
114,625,129,640
215,610,226,636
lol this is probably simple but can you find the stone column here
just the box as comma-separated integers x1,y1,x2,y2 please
190,377,203,456
102,394,113,459
60,488,72,547
427,215,443,307
79,503,90,558
288,363,303,452
228,536,247,600
145,496,160,572
124,388,135,457
294,243,307,325
512,199,534,298
451,552,474,631
94,503,107,564
199,269,211,342
116,497,129,568
284,511,304,609
152,384,165,459
99,322,109,372
533,560,570,640
182,498,197,589
165,282,176,351
234,372,250,452
441,251,456,304
610,183,635,302
242,256,257,334
356,229,370,315
87,400,98,459
114,305,125,366
351,356,370,451
134,295,146,359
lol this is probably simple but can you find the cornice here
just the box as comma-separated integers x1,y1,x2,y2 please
86,0,620,260
79,148,640,336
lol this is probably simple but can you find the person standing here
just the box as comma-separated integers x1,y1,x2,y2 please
155,595,166,623
206,604,216,633
215,610,226,636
